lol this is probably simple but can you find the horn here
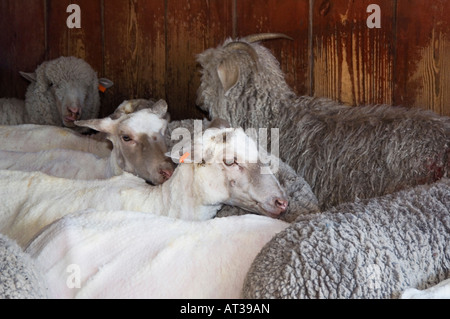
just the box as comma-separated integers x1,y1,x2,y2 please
223,41,259,70
243,33,293,43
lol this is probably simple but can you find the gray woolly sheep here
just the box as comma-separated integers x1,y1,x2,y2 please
0,56,113,133
0,234,47,299
242,179,450,299
196,34,450,210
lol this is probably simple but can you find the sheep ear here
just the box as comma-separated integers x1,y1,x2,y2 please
99,78,114,89
19,71,37,83
207,118,231,129
75,117,115,134
217,60,239,94
152,100,169,118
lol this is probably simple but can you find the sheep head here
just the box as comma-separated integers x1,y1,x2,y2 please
196,33,294,129
21,56,113,132
75,99,175,185
169,124,288,218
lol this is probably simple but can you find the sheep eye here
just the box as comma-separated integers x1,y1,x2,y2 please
49,82,54,88
122,135,132,142
224,158,238,167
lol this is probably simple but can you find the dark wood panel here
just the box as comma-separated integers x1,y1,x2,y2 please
103,0,166,117
236,0,310,95
312,0,396,106
46,0,103,77
166,0,233,120
395,0,450,116
0,0,46,99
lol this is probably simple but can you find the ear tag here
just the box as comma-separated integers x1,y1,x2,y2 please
98,84,107,93
179,152,190,164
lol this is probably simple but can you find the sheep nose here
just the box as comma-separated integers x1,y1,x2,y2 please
160,169,173,181
274,198,288,213
67,106,81,116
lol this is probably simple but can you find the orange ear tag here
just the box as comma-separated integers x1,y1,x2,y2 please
98,84,107,93
179,152,190,164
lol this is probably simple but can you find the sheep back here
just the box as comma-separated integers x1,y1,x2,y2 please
243,179,450,299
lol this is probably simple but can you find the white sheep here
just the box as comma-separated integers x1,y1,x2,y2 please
0,56,113,133
0,99,174,185
0,98,157,158
26,210,289,299
0,124,111,158
0,126,288,248
402,279,450,299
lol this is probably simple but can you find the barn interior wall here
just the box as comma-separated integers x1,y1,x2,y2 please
1,0,450,120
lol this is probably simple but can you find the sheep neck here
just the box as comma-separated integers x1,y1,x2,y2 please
106,149,124,178
153,164,222,220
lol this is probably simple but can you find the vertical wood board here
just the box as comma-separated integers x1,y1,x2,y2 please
395,0,450,116
103,0,166,117
0,0,46,99
236,0,311,95
165,0,233,120
312,0,396,106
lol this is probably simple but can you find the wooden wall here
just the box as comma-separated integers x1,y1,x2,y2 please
1,0,450,120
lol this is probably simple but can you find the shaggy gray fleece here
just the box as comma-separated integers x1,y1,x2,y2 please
243,179,450,299
0,234,47,299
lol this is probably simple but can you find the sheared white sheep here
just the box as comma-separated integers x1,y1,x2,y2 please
0,124,111,158
0,126,288,248
0,56,113,133
402,279,450,299
197,33,450,210
0,98,158,158
0,99,174,185
26,210,289,299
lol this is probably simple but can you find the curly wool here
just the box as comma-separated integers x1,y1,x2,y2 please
242,179,450,299
0,56,100,131
0,234,47,299
197,38,450,210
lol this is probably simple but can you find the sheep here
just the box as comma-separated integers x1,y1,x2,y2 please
0,99,175,185
166,118,320,222
196,34,450,210
242,178,450,299
401,279,450,299
25,210,289,299
0,234,48,299
0,56,113,133
0,124,112,158
0,126,288,248
0,98,157,158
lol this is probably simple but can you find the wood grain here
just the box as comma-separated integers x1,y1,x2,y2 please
236,0,310,95
103,0,166,117
395,0,450,116
312,0,396,106
165,0,233,120
46,0,103,77
0,0,45,99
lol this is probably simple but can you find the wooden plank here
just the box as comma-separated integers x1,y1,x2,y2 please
236,0,310,95
46,0,103,77
165,0,233,120
312,0,396,106
0,0,46,99
394,0,450,116
103,0,166,117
